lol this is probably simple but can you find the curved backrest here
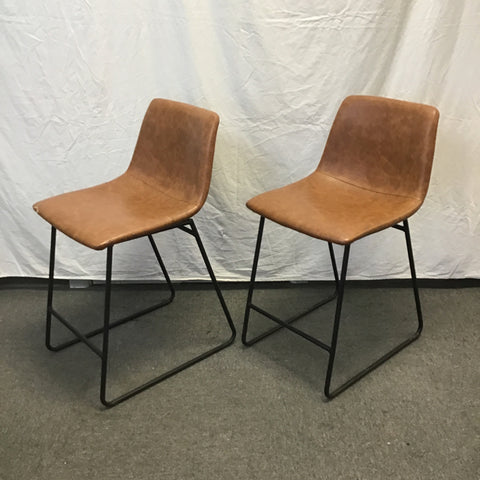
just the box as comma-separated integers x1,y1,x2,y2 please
127,99,220,208
318,96,439,200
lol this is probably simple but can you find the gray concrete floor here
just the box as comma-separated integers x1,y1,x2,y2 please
0,281,478,479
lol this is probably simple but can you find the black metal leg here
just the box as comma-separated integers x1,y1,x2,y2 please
324,244,350,398
148,234,175,303
45,220,236,408
100,247,113,406
243,217,425,400
404,219,423,335
98,220,235,408
188,219,236,342
242,217,337,347
324,221,424,399
45,226,56,350
328,242,340,290
242,216,265,345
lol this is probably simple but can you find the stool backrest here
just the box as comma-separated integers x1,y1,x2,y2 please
318,95,439,200
127,99,220,209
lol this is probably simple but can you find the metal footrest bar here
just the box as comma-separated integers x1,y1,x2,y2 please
242,216,339,349
50,307,103,357
246,299,334,350
47,294,175,352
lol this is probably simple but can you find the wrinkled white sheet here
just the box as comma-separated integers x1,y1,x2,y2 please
1,1,480,281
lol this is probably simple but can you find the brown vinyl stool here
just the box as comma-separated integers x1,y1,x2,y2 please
33,99,236,407
242,95,439,399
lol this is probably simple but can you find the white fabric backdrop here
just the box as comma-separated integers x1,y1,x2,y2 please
2,1,480,281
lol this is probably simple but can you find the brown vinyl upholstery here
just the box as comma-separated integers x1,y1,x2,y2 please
247,96,439,244
33,99,219,250
242,95,440,399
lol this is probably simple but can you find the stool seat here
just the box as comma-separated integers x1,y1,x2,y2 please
34,172,200,250
247,171,421,245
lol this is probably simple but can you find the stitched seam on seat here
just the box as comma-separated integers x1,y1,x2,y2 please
127,170,192,205
318,172,422,201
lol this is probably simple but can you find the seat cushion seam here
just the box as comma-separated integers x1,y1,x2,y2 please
126,170,191,205
317,171,422,201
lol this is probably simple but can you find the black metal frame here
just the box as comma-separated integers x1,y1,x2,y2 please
242,216,423,399
45,219,236,408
